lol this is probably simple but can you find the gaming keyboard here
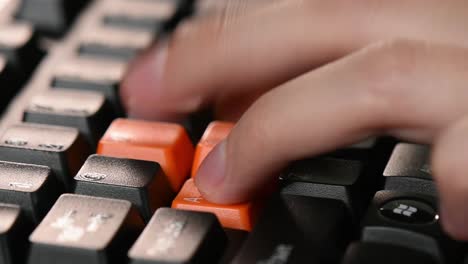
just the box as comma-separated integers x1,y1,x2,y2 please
0,0,465,263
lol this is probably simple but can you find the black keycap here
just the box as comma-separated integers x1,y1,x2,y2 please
0,22,42,76
102,1,178,32
220,229,248,264
74,155,173,221
78,27,154,61
51,58,126,115
0,123,91,190
342,242,439,264
0,161,61,223
330,138,378,161
0,203,32,264
280,157,373,217
28,194,143,264
129,208,227,264
362,190,465,263
232,194,352,264
0,56,18,109
24,89,115,147
383,143,436,195
16,0,89,35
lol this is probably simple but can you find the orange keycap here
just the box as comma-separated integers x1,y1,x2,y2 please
172,179,261,231
97,118,194,192
191,121,234,177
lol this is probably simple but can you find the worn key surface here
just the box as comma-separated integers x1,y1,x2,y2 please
0,123,91,190
28,194,143,264
74,154,173,221
129,208,227,264
0,161,60,223
383,143,436,196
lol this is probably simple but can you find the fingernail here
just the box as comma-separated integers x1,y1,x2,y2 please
195,140,227,192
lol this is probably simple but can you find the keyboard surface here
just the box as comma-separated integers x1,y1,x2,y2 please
0,0,466,264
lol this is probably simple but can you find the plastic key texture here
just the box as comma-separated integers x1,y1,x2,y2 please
74,154,173,221
0,123,91,190
0,161,60,223
24,89,115,148
97,118,194,192
129,208,227,264
28,194,143,264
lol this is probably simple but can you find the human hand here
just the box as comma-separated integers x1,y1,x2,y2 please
121,0,468,240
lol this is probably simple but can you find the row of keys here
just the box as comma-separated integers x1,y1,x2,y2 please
1,118,466,264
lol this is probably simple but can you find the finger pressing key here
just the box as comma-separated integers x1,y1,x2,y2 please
97,118,194,193
28,194,143,264
191,121,234,178
172,179,262,231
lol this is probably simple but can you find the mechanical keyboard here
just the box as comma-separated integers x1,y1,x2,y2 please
0,0,466,263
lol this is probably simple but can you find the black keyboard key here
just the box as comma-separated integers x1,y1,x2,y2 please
78,27,154,61
52,58,126,115
362,227,443,263
0,203,32,264
0,56,18,109
232,194,352,264
102,1,178,33
129,208,227,264
330,138,378,161
0,161,61,223
0,123,91,190
383,143,436,195
74,155,173,221
24,89,115,147
280,157,372,217
362,190,465,263
0,22,42,75
220,229,248,264
28,194,143,264
16,0,89,35
342,242,439,264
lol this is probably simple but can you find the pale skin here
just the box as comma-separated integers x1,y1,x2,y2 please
121,0,468,240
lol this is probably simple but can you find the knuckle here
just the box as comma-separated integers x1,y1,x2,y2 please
357,39,423,123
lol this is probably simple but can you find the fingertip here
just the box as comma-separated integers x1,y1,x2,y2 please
120,42,170,119
194,140,233,203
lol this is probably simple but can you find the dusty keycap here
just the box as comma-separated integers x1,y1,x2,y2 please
0,123,91,190
129,208,227,264
74,155,173,221
28,194,143,264
0,161,61,223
